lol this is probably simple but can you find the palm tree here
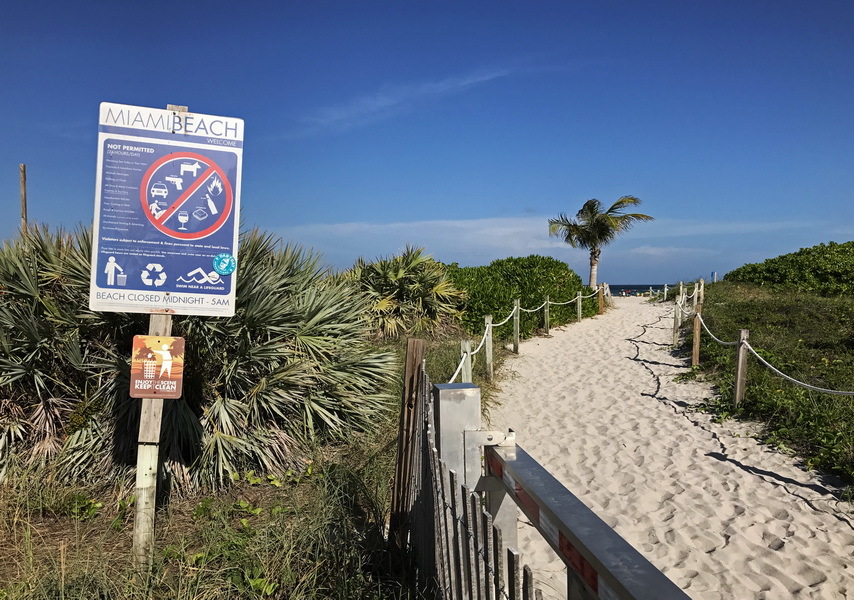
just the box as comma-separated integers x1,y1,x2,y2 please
548,196,654,289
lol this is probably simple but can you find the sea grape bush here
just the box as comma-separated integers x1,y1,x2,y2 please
694,281,854,482
723,241,854,296
445,255,595,340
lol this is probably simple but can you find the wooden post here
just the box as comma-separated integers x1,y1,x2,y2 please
692,281,698,311
679,281,684,298
699,278,705,305
133,313,172,569
390,338,427,547
734,329,749,409
664,284,668,300
544,295,550,336
692,304,703,367
597,284,605,315
672,301,680,346
512,299,520,354
133,102,190,570
19,164,27,233
461,340,473,383
576,291,582,322
485,316,493,383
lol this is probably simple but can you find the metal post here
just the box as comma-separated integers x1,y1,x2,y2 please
433,384,482,487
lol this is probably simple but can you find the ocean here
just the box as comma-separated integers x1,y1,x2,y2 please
610,284,667,296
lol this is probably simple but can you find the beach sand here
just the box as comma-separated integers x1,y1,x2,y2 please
487,296,854,599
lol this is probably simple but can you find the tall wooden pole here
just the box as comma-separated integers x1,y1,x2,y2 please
133,313,172,569
133,104,187,570
19,164,27,233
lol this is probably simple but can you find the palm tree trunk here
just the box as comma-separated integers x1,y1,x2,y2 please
589,248,600,289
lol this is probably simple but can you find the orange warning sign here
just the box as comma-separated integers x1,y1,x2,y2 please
130,335,185,399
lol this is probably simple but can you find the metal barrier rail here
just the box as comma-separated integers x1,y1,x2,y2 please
486,445,691,600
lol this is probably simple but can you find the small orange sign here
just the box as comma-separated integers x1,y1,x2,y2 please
130,335,185,399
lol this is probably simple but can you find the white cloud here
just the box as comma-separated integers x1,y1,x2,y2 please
294,66,513,135
628,245,720,258
272,215,840,282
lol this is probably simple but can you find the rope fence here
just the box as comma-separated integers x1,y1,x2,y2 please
448,286,604,384
674,280,854,406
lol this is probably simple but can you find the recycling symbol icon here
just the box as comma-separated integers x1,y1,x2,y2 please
141,263,167,287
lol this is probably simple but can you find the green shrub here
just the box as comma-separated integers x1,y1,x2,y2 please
691,281,854,481
724,241,854,296
446,255,594,339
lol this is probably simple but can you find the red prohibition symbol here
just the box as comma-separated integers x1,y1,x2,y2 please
139,151,234,240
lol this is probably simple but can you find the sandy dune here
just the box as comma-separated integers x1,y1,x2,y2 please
488,297,854,600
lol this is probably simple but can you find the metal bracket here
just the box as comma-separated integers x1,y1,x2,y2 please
467,429,517,492
464,428,516,447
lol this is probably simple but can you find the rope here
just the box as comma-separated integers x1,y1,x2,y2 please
471,327,490,356
492,305,517,327
743,342,854,396
448,354,467,384
696,313,739,346
519,301,547,313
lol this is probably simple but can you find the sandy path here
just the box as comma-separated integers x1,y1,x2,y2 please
488,297,854,600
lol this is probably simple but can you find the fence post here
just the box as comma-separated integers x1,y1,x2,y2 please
692,304,703,367
679,281,684,298
734,329,750,409
692,281,698,311
544,295,550,336
699,278,705,305
485,315,493,383
433,383,482,488
598,284,604,315
389,338,426,547
576,291,582,322
461,340,473,383
664,284,668,300
513,299,520,354
672,299,680,346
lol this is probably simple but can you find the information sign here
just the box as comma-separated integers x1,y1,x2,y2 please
129,335,185,399
89,103,243,316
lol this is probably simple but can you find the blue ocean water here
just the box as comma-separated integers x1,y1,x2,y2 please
610,284,667,296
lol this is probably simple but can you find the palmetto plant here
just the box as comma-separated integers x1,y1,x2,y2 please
548,196,654,289
346,245,465,340
0,227,396,493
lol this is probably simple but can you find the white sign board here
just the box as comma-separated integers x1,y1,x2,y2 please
89,102,243,316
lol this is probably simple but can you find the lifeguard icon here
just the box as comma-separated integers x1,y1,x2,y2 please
130,335,185,399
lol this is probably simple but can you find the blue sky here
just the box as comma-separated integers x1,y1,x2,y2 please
2,1,853,284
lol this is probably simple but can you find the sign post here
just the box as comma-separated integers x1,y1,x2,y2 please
89,102,243,568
